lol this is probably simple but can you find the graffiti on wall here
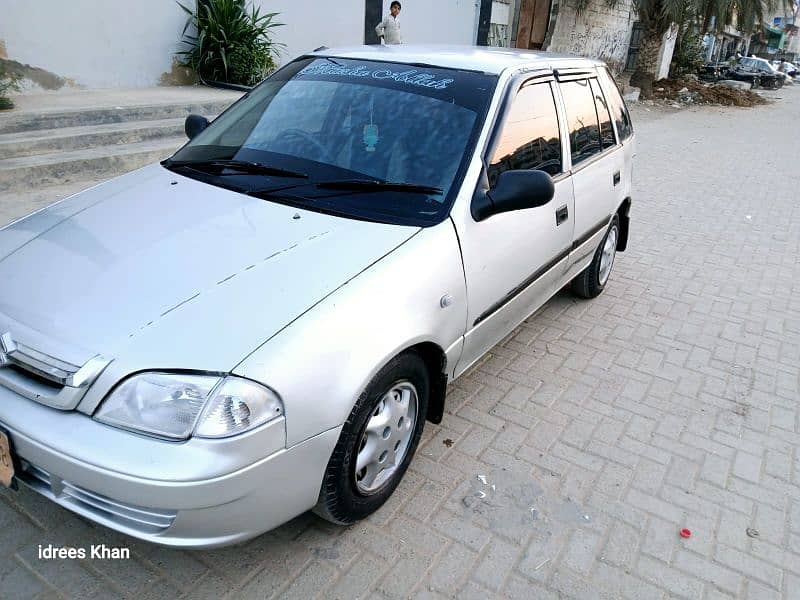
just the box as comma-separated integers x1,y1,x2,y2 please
546,0,635,70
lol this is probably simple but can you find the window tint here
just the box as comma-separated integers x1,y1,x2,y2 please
560,79,602,165
487,82,562,185
600,68,633,141
590,79,615,149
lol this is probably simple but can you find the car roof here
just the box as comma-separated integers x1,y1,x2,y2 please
306,44,604,75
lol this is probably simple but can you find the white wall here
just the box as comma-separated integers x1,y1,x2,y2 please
0,0,481,89
265,0,482,66
0,0,187,88
380,0,479,46
258,0,365,64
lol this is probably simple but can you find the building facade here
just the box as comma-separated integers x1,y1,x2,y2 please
1,0,654,90
0,0,486,89
484,0,677,79
749,4,800,60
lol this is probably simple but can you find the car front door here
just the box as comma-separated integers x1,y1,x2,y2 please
452,74,575,377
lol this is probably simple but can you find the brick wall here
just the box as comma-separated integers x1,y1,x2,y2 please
545,0,637,73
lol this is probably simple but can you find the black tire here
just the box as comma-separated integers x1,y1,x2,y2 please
571,214,620,299
314,352,429,525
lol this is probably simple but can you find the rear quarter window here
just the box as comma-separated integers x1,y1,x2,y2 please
599,68,633,141
590,79,616,149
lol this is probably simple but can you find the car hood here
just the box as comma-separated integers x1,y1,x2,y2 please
0,164,419,374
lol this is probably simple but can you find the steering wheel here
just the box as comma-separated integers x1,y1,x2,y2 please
280,128,334,163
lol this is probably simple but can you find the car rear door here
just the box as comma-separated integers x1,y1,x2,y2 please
555,70,625,279
452,73,575,376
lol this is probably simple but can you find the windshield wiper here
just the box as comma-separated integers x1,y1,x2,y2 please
162,159,308,179
314,179,443,195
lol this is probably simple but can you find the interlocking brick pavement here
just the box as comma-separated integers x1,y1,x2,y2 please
1,87,799,599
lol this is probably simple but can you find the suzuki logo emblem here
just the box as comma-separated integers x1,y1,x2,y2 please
0,332,15,367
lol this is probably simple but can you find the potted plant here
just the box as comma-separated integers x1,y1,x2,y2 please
177,0,283,89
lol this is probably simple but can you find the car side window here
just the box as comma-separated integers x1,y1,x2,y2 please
590,79,615,149
487,81,562,186
560,79,602,165
599,68,633,142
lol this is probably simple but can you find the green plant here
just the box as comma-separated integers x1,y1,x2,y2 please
177,0,283,87
670,27,707,77
228,41,277,86
0,62,21,110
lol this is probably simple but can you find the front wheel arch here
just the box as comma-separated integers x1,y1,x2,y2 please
405,342,448,425
314,350,430,524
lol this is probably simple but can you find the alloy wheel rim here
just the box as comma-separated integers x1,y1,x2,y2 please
354,381,418,494
598,226,618,286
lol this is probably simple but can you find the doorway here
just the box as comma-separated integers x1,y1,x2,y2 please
624,22,644,71
516,0,552,49
364,0,383,44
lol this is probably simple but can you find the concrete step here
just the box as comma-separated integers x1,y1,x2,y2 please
0,178,106,228
0,137,185,192
0,117,188,159
0,99,232,134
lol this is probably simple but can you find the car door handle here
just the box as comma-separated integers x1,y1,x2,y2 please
613,171,621,186
555,205,568,226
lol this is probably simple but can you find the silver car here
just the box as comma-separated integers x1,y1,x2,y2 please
0,45,634,547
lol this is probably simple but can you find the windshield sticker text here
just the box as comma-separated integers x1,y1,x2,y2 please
299,63,454,90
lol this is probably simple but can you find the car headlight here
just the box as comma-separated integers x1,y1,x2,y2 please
94,372,284,440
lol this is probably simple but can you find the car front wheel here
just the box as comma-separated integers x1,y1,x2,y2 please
571,214,620,299
314,352,429,524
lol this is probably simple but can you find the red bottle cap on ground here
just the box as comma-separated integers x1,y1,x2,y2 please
680,528,692,538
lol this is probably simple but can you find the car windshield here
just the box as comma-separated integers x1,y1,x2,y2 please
166,57,497,226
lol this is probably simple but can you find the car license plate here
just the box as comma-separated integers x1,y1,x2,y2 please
0,430,15,488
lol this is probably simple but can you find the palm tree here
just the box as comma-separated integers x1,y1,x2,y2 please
627,0,684,97
629,0,789,97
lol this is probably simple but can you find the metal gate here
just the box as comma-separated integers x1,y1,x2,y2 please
625,22,644,71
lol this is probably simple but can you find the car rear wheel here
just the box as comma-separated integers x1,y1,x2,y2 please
313,352,429,525
571,214,620,299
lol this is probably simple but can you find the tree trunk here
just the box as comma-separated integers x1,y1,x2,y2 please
701,4,714,35
630,28,665,98
669,25,683,79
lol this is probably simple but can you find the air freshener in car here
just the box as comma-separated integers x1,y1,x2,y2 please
363,124,380,152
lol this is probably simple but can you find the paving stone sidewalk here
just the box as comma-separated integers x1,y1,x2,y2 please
1,87,799,600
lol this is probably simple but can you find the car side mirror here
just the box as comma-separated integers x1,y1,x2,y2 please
472,169,555,221
185,114,210,140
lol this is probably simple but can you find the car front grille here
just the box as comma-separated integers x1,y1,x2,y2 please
0,332,110,410
17,459,177,534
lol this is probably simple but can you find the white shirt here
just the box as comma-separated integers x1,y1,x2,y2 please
376,15,402,45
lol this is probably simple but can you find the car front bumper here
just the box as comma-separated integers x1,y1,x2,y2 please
0,385,340,548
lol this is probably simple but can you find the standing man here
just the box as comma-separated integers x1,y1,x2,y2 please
375,2,402,45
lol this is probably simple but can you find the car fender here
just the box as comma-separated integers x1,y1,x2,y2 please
233,219,468,447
